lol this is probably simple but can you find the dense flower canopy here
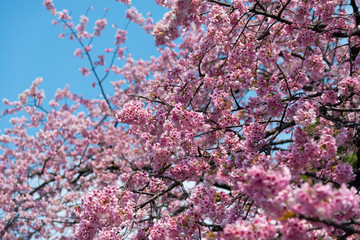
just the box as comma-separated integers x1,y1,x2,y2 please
2,0,360,239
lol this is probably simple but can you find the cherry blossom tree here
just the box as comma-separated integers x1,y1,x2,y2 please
2,0,360,239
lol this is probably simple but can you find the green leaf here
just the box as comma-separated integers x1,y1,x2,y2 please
337,145,347,155
344,153,358,169
305,117,321,135
300,174,310,181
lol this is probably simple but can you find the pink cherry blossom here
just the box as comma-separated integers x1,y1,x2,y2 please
84,45,92,52
74,48,82,57
4,0,360,239
93,18,107,37
79,67,90,76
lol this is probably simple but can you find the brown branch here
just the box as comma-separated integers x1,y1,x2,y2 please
196,221,223,231
300,215,360,237
249,7,292,25
207,0,232,8
325,106,360,112
135,181,180,211
29,178,55,196
265,120,295,138
351,0,360,27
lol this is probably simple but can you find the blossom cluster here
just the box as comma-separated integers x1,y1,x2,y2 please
2,0,360,239
74,186,135,240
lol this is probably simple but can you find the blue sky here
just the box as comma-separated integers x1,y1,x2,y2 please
0,0,166,129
